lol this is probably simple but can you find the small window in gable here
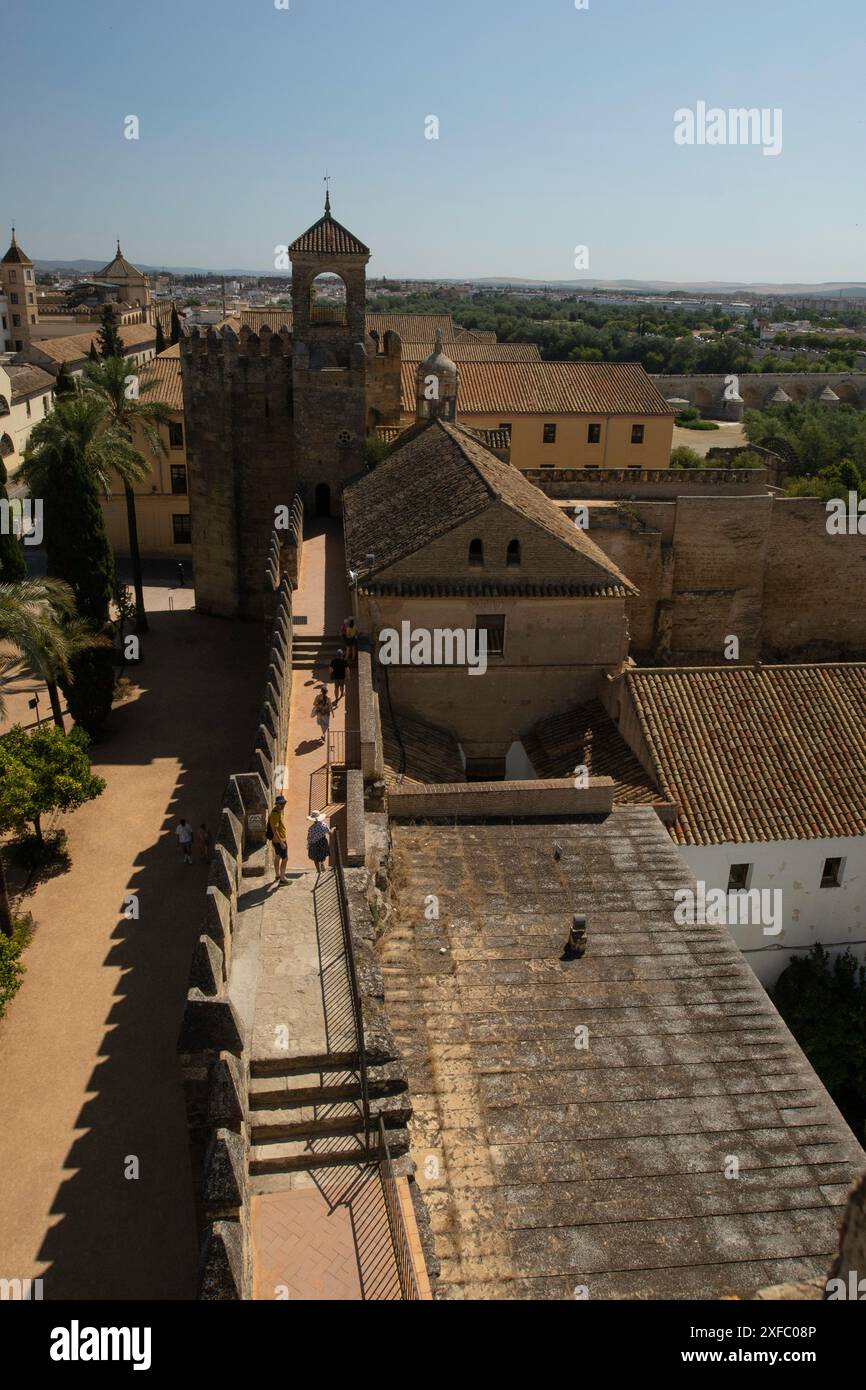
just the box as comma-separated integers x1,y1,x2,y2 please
506,539,521,568
468,538,484,568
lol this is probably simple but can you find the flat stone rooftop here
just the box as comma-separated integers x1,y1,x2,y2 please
383,807,864,1299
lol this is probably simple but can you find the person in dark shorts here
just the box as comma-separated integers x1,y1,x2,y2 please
329,649,347,704
268,795,289,884
306,813,331,876
341,617,357,664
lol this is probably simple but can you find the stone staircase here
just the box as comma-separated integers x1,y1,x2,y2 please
248,1056,411,1177
291,632,342,672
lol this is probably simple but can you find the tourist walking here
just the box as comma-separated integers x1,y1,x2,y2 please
329,649,347,704
341,616,357,665
198,823,213,863
267,794,289,885
312,686,333,744
307,813,331,876
176,561,186,588
175,817,194,865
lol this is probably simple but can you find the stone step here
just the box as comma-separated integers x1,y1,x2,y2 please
250,1125,410,1174
250,1059,408,1108
250,1093,412,1143
250,1049,359,1076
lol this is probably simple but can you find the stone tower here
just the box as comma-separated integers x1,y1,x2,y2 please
289,193,371,516
181,323,296,619
180,196,401,619
415,331,458,422
1,229,39,350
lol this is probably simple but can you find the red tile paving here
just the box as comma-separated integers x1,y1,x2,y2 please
252,1169,402,1301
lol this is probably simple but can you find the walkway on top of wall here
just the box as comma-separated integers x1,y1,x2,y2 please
235,514,411,1300
283,516,357,869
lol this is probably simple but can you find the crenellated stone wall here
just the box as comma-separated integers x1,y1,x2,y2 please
177,563,294,1299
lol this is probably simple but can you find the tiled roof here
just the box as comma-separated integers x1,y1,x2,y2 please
4,364,55,399
343,417,636,593
388,811,866,1298
454,328,497,344
624,664,866,845
2,232,31,265
400,360,675,417
376,421,510,453
28,322,156,366
140,348,183,412
367,314,455,342
380,705,465,789
227,310,457,343
289,208,370,256
96,243,147,282
401,342,541,362
359,579,631,598
523,699,660,803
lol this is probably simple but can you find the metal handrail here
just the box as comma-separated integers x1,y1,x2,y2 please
378,1116,420,1301
328,728,361,768
331,836,371,1157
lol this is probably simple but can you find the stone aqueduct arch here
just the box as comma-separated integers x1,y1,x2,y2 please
653,372,866,417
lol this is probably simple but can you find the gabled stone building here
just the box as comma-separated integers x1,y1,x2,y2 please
343,416,635,767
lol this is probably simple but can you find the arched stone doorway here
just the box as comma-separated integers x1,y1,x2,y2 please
315,482,331,517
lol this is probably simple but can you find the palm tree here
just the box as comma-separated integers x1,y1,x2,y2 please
80,356,172,634
0,577,102,934
0,578,107,729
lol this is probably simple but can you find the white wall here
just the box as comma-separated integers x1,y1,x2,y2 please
679,835,866,987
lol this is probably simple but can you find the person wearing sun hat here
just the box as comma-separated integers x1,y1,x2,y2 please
268,794,289,884
306,812,331,876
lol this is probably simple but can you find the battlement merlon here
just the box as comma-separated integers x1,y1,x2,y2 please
179,325,294,361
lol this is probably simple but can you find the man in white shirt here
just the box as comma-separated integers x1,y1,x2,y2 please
175,817,195,864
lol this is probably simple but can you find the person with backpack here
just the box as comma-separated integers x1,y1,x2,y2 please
267,794,289,885
312,686,333,744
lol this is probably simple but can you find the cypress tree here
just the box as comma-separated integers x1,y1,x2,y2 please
0,457,26,582
154,316,166,354
98,305,123,360
54,361,75,397
88,341,99,363
170,304,182,346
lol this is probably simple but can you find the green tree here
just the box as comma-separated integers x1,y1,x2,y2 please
22,396,120,734
54,361,76,398
772,945,866,1140
154,316,167,354
0,723,105,845
97,305,123,360
169,305,183,346
0,457,26,582
80,356,172,634
88,341,99,364
670,444,705,469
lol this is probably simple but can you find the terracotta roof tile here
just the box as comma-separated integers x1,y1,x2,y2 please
624,664,866,845
288,210,369,257
399,360,676,417
343,417,637,594
401,341,541,363
140,349,183,412
524,699,660,803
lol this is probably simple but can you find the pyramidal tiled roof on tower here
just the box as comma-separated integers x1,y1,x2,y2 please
2,228,31,265
97,241,145,281
289,193,370,257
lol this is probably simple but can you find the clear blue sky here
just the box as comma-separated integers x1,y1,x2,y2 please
1,0,863,283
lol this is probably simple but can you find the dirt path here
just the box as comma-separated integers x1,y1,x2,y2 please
0,574,263,1299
